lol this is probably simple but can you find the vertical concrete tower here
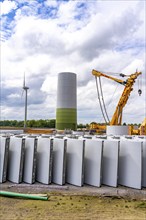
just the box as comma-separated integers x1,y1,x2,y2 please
56,72,77,130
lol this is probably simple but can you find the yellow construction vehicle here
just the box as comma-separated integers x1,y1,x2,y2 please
139,118,146,135
90,69,142,134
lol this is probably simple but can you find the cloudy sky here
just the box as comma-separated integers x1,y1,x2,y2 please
0,0,145,125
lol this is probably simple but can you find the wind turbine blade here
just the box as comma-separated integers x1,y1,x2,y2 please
23,72,25,88
21,89,24,98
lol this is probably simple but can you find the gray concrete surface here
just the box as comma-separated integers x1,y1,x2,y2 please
0,182,146,200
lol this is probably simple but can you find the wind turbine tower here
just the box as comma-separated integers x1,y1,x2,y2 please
22,74,29,129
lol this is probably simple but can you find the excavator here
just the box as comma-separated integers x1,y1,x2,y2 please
89,69,142,134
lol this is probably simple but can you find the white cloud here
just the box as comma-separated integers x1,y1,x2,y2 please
41,76,57,94
7,93,20,99
1,0,145,124
45,0,58,8
0,0,17,15
122,59,144,74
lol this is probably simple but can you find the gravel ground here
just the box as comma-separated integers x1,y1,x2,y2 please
1,182,146,200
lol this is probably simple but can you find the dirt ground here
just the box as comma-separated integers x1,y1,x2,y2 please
0,182,146,220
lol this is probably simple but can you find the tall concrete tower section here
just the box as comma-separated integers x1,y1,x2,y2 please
56,72,77,130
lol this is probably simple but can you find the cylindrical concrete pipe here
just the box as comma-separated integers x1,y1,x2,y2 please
106,125,130,135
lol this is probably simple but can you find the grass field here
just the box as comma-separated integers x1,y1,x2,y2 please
0,192,146,220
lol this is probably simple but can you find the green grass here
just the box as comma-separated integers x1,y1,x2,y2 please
0,194,146,220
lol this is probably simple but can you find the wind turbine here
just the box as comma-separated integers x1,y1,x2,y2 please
22,73,29,129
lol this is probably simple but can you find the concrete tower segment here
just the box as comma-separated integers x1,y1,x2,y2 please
56,72,77,130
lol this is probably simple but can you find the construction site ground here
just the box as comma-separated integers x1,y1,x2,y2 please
0,182,146,220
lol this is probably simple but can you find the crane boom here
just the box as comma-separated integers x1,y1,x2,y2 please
92,69,142,125
92,69,126,85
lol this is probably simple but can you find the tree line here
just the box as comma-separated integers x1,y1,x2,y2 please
0,120,140,129
0,120,88,129
0,119,56,128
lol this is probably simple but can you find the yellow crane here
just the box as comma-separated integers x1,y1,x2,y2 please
139,118,146,135
90,69,142,133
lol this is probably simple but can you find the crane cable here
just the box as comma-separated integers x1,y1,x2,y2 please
98,77,110,123
138,74,142,96
106,84,119,111
95,76,109,124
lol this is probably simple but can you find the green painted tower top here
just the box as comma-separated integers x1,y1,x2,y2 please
56,72,77,131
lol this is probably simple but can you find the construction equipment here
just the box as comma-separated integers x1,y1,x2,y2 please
90,69,142,133
139,118,146,135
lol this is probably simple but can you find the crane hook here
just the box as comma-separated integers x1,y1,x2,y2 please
138,89,142,96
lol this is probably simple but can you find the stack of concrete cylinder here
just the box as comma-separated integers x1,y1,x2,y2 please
0,134,145,190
